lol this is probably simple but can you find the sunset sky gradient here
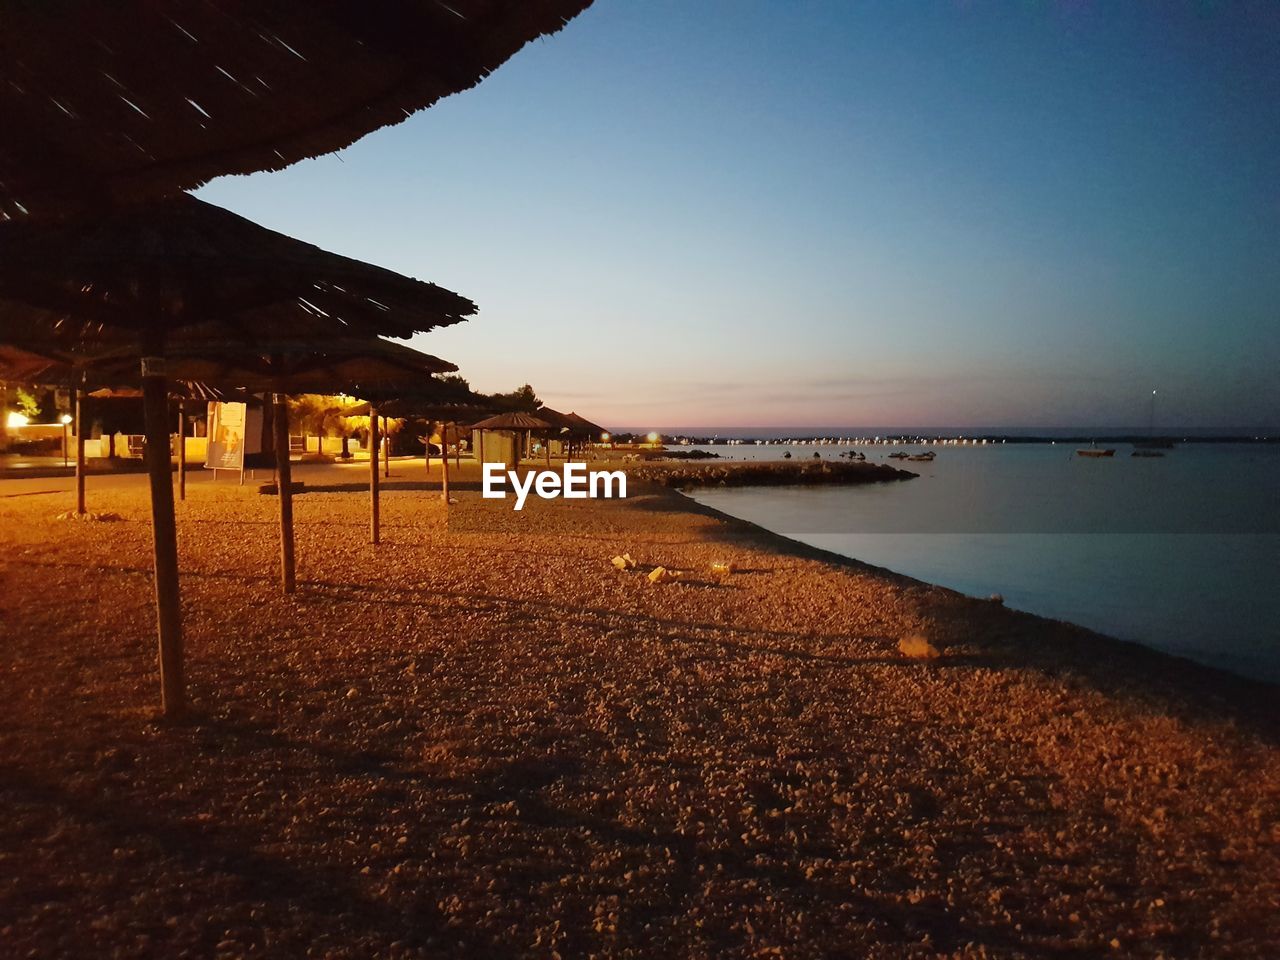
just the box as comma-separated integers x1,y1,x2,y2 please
197,1,1280,430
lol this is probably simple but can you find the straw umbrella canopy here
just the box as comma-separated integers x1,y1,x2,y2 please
535,406,574,430
0,344,232,513
0,0,595,219
161,338,460,565
563,411,607,440
559,411,608,458
0,195,475,718
340,376,491,502
533,407,575,465
120,336,458,392
22,335,460,585
0,342,70,383
0,195,475,344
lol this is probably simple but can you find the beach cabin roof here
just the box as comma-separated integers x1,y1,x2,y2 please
469,411,554,431
0,1,594,219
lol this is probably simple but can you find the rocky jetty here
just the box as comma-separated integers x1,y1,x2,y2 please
629,458,915,488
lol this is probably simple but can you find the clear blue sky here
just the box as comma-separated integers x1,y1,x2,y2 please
196,1,1280,430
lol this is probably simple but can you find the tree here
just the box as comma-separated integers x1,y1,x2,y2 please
287,394,362,459
15,387,40,420
488,383,542,413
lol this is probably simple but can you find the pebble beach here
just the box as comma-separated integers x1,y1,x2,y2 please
1,462,1277,959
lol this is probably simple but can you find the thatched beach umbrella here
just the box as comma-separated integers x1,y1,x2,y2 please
130,336,458,574
0,196,474,717
0,196,474,343
0,345,227,512
343,388,492,493
0,0,594,219
344,374,487,484
83,383,228,505
558,411,608,459
18,334,459,590
533,407,576,466
563,411,607,441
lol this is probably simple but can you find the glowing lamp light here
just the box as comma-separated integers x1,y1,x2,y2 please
600,432,610,442
60,413,73,425
646,432,660,443
6,411,29,429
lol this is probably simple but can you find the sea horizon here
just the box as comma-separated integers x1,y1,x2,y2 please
609,424,1278,440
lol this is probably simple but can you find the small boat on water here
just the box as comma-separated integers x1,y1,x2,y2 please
906,451,936,462
887,451,909,459
1076,447,1115,458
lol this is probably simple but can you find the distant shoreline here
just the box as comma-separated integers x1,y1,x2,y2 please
627,458,917,489
614,432,1278,446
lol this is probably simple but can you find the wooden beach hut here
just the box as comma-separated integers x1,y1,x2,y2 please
469,411,555,472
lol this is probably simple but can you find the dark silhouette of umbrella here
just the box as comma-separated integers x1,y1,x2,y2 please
563,411,607,440
0,195,475,343
0,0,594,218
0,196,473,718
340,379,494,502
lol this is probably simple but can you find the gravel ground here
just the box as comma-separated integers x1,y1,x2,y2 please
1,464,1277,959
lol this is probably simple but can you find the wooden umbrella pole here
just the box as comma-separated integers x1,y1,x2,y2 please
545,433,551,469
140,353,185,718
383,415,391,478
440,422,451,504
424,423,431,476
477,429,484,468
369,404,381,544
273,392,296,594
73,386,86,516
177,399,187,501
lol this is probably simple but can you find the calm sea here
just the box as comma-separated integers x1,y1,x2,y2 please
675,439,1280,683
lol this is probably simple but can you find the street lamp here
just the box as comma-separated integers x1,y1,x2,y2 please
60,413,73,467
